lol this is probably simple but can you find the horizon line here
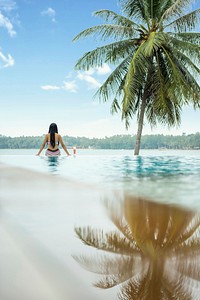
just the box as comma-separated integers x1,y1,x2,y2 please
1,132,200,139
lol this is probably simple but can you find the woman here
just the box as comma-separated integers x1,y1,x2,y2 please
36,123,70,156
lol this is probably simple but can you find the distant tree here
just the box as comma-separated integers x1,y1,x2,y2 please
1,133,200,149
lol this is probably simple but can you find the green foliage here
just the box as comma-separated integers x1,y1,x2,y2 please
0,135,44,149
1,133,200,150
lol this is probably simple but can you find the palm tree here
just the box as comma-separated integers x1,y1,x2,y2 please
73,195,200,299
73,0,200,155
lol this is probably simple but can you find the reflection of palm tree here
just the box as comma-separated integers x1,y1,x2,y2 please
74,195,200,299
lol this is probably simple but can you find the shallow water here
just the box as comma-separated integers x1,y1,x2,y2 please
0,149,200,209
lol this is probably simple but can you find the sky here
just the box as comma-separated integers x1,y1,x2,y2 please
0,0,199,138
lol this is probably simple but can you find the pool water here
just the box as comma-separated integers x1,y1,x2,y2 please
1,149,200,210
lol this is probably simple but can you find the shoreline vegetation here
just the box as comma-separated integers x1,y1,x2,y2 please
0,133,200,150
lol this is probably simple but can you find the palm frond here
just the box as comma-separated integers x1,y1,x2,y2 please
74,226,140,255
107,205,138,242
144,53,166,126
158,0,180,24
74,40,136,71
93,10,140,29
94,273,130,289
73,24,137,42
109,75,129,115
94,54,132,102
168,32,200,45
124,41,149,83
143,32,166,57
119,280,138,300
75,226,104,248
122,42,150,127
120,0,150,26
94,257,148,290
105,231,141,255
120,270,157,300
161,273,193,300
149,97,182,127
173,238,200,256
168,36,200,64
165,8,200,32
161,0,191,22
166,48,200,104
110,98,121,114
171,45,200,79
161,45,195,103
73,254,138,276
174,216,200,245
160,207,195,247
146,45,200,127
174,250,200,281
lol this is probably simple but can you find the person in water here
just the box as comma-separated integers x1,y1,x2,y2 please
36,123,70,156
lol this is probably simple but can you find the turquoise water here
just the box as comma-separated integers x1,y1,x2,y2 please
1,149,200,209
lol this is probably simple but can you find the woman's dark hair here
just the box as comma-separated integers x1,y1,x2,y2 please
48,123,58,148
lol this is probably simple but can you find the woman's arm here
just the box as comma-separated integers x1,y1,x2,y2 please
36,135,48,156
59,135,70,156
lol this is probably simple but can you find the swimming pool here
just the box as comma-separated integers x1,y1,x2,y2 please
1,149,200,209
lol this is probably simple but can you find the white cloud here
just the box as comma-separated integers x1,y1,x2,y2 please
0,12,16,36
84,69,95,75
96,63,111,75
65,72,73,79
0,0,16,12
41,85,61,90
41,7,56,22
77,72,101,89
41,65,110,93
62,80,78,93
41,81,78,93
84,63,111,76
76,64,111,89
0,50,14,68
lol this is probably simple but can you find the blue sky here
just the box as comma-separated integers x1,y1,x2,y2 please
0,0,199,138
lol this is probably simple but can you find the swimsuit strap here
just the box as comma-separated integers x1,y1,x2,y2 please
47,141,59,145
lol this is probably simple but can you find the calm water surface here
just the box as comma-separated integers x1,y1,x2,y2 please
0,149,200,209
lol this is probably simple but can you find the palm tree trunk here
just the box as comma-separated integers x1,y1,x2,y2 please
134,96,146,155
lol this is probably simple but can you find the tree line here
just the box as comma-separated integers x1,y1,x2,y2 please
1,133,200,150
